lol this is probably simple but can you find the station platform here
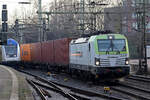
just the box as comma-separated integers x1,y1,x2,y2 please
0,65,33,100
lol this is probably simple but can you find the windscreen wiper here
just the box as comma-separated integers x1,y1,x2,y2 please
113,44,120,54
106,45,112,54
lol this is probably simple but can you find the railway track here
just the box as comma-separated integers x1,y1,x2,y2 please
25,70,85,100
111,86,150,100
127,74,150,83
111,81,150,100
119,81,150,93
131,74,150,79
109,73,150,100
27,78,48,100
19,69,127,100
30,78,90,100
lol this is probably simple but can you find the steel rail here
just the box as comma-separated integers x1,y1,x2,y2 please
35,77,78,100
31,79,90,100
19,70,78,100
19,70,125,100
127,76,150,83
118,82,150,93
130,74,150,80
26,78,47,100
35,76,125,100
111,86,150,100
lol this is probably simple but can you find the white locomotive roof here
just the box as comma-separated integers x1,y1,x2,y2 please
71,37,89,44
89,36,97,42
71,35,98,44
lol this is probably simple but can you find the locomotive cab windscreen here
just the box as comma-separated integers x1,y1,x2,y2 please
94,34,129,67
4,45,17,57
97,39,126,53
4,39,18,58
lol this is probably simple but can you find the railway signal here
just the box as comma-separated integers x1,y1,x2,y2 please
0,4,8,45
136,0,148,74
42,19,46,41
14,19,19,37
2,10,7,22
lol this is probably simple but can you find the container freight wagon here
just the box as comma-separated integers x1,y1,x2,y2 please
30,42,42,64
20,44,31,62
54,38,72,67
20,38,72,70
41,40,54,65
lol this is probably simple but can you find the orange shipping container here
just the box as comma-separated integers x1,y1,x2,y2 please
30,42,42,63
20,44,31,62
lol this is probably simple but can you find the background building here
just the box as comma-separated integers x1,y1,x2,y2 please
104,0,150,58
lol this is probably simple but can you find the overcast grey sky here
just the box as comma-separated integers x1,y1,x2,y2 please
0,0,119,24
0,0,53,24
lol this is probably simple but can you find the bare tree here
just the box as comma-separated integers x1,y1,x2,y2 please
45,0,124,40
10,0,127,42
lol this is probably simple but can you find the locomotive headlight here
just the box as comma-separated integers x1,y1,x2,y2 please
125,58,129,65
125,60,129,65
95,58,100,66
96,61,100,66
109,36,113,39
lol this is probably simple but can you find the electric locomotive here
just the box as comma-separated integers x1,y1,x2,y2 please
1,38,20,64
69,34,130,80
